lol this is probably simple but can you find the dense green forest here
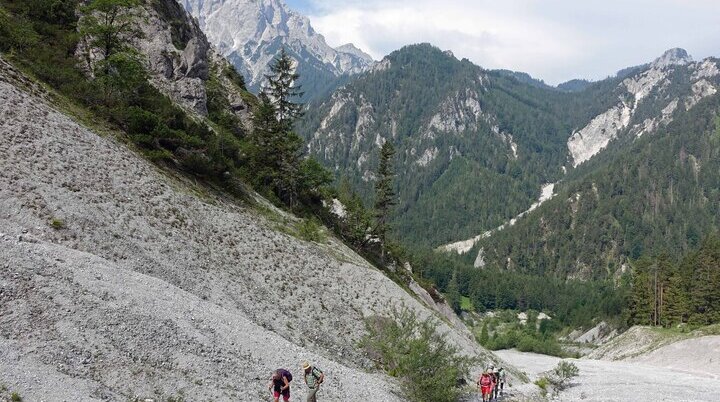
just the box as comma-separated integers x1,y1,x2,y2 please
629,234,720,326
411,248,627,329
297,44,635,248
477,90,720,279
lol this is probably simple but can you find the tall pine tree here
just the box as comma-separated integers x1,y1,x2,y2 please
253,49,305,205
264,47,304,132
374,141,396,262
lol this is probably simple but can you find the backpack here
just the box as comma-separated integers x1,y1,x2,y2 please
311,367,323,382
278,369,293,382
480,375,492,387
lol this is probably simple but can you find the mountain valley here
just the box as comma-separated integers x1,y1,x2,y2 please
2,0,720,401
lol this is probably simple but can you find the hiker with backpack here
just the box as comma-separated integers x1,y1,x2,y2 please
477,369,495,402
497,367,506,397
491,366,501,400
302,361,325,402
269,368,293,402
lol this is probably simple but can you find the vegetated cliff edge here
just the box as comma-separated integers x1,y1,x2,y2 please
0,56,505,400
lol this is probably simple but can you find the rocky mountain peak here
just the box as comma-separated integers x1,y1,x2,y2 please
652,47,693,69
178,0,374,98
335,43,375,63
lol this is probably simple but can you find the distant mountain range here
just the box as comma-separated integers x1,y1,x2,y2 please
179,0,374,100
297,45,720,280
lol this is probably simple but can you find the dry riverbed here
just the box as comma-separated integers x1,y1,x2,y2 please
495,349,720,401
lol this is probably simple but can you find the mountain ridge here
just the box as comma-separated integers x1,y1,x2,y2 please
179,0,374,99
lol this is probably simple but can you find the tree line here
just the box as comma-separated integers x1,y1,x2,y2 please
628,234,720,327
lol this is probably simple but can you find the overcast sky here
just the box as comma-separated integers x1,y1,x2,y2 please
285,0,720,84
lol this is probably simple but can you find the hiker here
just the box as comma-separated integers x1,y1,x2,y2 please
491,366,500,400
477,369,495,402
497,367,506,397
269,368,292,402
302,361,325,402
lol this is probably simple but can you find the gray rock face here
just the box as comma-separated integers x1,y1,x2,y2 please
0,58,499,401
651,47,692,69
567,50,719,166
178,0,375,96
137,1,212,115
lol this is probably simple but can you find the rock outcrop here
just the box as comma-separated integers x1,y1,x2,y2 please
568,49,719,166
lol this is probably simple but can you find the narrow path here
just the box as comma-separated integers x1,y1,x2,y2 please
495,349,720,401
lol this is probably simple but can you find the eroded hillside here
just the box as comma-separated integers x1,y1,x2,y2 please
0,56,503,400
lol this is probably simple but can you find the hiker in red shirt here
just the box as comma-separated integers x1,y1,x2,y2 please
477,369,495,402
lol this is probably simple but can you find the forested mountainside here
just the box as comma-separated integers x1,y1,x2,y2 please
178,0,374,100
297,44,711,249
475,88,720,279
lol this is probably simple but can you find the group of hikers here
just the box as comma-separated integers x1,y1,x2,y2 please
269,361,324,402
477,366,507,402
269,361,505,401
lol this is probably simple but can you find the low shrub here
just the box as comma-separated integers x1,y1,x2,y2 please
536,360,580,397
50,218,65,229
297,218,325,243
360,306,472,402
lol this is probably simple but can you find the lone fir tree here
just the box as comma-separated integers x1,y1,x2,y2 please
252,48,305,205
374,141,396,261
264,47,304,132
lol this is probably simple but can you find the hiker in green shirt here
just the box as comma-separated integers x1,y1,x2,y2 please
302,361,324,402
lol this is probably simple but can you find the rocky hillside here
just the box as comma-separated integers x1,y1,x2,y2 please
0,53,507,400
0,0,513,399
178,0,374,99
567,48,715,166
473,55,720,278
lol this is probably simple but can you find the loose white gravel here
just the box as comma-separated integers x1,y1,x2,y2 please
0,58,501,400
495,349,720,402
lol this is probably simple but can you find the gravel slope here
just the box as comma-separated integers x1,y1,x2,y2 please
495,349,720,402
0,60,497,400
628,336,720,379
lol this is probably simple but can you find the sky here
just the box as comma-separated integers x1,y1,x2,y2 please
285,0,720,85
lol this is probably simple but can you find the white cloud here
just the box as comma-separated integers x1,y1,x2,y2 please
301,0,720,84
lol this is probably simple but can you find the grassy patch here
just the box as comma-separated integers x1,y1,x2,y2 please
460,296,473,311
474,310,571,357
296,218,326,243
49,217,65,229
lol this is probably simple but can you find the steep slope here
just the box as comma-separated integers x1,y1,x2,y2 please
297,44,621,247
0,57,504,400
178,0,374,99
566,48,706,167
474,59,720,278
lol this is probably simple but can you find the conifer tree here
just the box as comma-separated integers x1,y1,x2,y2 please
374,141,396,261
630,257,654,325
663,265,690,325
689,234,720,324
253,49,306,205
264,47,304,132
446,271,462,314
